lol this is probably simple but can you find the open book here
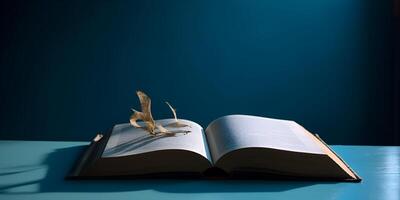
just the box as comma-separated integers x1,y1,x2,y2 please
68,115,361,182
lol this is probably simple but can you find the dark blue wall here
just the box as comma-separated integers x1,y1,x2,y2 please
0,0,397,145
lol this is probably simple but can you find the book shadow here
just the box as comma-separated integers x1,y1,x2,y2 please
104,126,191,156
0,145,339,195
104,134,164,156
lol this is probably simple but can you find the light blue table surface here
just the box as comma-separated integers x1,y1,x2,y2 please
0,141,398,200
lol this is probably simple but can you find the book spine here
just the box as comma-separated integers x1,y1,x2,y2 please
65,133,107,179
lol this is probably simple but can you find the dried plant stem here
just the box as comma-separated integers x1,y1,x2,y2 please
165,101,190,128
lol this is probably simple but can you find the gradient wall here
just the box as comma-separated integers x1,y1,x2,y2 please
0,0,397,145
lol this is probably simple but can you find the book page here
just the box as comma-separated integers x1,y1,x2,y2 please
205,115,324,162
102,119,212,162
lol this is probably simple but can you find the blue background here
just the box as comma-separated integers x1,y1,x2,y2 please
0,0,398,145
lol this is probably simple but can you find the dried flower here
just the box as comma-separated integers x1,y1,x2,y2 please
130,91,190,136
